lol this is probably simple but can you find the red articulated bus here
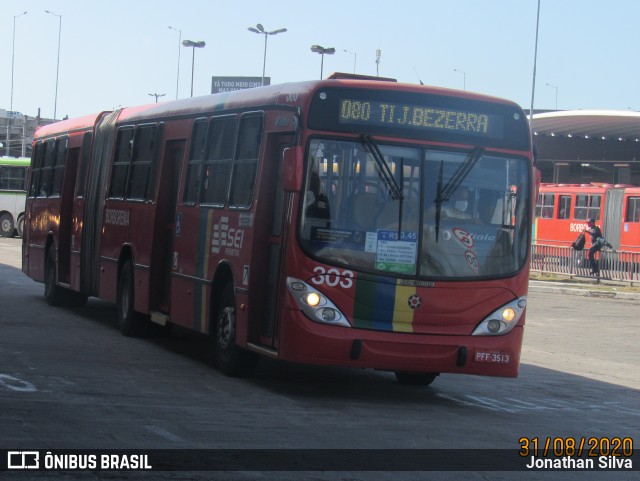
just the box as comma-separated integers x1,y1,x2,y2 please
535,183,640,253
22,75,535,385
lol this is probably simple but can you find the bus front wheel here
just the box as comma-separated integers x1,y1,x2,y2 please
215,284,258,377
117,260,144,336
394,371,439,386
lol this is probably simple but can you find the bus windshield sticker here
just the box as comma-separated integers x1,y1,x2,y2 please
375,230,418,275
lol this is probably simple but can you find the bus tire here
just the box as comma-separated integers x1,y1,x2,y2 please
117,260,144,337
16,214,24,238
0,212,15,237
215,284,258,377
394,371,439,386
44,249,65,306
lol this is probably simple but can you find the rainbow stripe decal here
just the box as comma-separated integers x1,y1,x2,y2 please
193,209,215,333
352,274,417,333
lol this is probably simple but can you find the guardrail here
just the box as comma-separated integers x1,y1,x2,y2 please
531,244,640,286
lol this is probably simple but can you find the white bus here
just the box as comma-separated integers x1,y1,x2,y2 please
0,157,29,237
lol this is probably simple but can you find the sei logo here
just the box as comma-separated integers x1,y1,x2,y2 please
310,267,354,288
211,216,245,254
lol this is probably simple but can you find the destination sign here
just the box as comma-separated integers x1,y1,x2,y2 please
338,99,503,139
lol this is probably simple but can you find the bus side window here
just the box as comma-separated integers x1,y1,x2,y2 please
0,166,26,191
50,137,68,197
200,116,236,206
183,119,207,205
535,193,554,219
626,196,640,222
558,195,571,219
129,124,158,200
39,140,56,197
229,114,263,208
75,132,93,197
109,128,134,198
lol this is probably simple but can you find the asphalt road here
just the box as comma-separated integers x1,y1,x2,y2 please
0,237,638,480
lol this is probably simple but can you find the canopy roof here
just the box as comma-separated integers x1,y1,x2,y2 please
531,110,640,141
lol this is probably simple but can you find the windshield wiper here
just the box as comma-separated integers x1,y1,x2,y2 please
362,135,404,201
433,147,484,242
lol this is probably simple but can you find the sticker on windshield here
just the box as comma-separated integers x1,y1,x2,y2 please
375,230,418,274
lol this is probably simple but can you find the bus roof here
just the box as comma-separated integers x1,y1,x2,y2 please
0,156,30,166
34,112,109,139
111,77,525,124
539,182,632,192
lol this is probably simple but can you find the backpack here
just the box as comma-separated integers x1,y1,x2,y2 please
571,232,586,251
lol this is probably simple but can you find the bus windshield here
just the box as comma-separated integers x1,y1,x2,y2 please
299,138,531,279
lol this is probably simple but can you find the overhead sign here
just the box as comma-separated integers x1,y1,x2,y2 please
211,76,268,94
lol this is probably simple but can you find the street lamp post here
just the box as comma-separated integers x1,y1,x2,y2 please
45,10,62,119
453,68,466,90
343,49,356,74
148,93,165,103
168,26,181,99
310,45,335,79
8,11,27,157
546,82,558,110
11,11,27,113
247,24,287,86
182,40,206,97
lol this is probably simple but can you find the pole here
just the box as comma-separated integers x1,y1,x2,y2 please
529,0,541,136
168,26,182,99
54,15,61,119
45,10,62,119
11,12,27,112
177,30,181,99
22,117,27,157
190,47,195,97
261,34,268,86
10,11,27,156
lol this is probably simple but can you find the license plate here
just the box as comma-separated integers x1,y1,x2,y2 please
475,351,511,363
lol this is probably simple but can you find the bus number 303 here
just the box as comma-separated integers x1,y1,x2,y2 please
311,267,354,288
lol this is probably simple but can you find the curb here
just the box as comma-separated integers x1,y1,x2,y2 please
528,281,640,301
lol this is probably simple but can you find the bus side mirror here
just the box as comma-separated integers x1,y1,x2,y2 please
283,146,303,192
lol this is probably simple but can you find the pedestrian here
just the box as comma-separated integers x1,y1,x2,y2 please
583,218,610,277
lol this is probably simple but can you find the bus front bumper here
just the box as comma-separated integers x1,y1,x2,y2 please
275,309,523,378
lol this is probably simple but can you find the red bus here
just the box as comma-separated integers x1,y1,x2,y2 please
535,183,640,253
22,75,534,384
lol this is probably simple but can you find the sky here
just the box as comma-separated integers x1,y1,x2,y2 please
2,0,638,120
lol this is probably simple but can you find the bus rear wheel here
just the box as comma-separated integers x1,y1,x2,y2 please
394,371,439,386
16,214,24,238
0,213,15,237
44,250,64,306
215,284,258,377
117,260,144,336
44,249,87,307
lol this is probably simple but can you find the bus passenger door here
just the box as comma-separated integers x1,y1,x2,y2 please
255,137,292,349
58,147,80,284
150,139,184,312
603,188,624,250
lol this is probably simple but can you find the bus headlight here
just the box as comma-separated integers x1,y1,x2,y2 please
305,292,321,307
471,296,526,336
286,277,350,327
